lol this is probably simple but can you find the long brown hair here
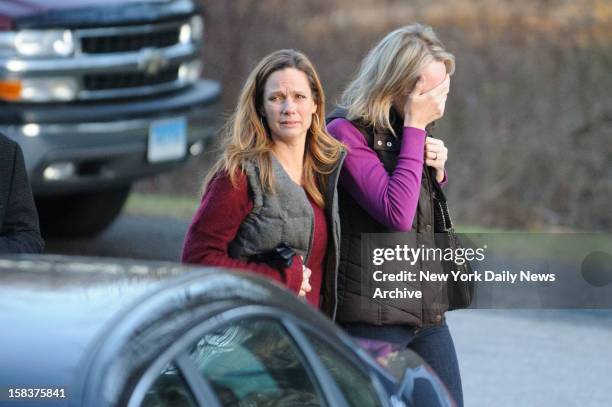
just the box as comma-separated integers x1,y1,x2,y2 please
205,49,343,207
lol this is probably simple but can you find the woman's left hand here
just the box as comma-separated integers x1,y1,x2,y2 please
424,137,448,183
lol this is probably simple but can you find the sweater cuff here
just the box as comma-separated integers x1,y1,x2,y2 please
438,169,448,186
401,126,427,157
283,255,304,293
404,126,427,136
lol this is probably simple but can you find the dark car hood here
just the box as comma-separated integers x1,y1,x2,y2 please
0,0,196,29
1,0,172,14
12,0,171,8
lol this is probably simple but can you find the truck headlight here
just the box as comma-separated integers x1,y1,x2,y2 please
179,15,204,44
20,78,79,102
13,30,75,57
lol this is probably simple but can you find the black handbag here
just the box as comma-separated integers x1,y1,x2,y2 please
429,167,474,310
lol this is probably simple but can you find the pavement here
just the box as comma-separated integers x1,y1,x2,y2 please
44,214,189,261
448,309,612,406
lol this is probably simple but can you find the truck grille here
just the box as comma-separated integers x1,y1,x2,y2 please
69,19,198,100
81,27,180,54
83,66,179,91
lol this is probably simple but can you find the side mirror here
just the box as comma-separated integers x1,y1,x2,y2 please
386,350,456,407
355,339,456,407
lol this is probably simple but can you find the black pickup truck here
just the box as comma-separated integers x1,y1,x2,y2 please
0,0,220,236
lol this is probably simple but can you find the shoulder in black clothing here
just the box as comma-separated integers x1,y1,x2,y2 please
0,133,45,254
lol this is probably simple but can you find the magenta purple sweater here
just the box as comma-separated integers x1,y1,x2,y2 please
327,118,427,232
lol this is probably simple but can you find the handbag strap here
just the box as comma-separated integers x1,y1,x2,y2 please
428,166,454,232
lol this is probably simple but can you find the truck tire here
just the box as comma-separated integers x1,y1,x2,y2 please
37,186,131,238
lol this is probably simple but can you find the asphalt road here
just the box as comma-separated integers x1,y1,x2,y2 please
447,309,612,407
44,214,189,261
45,214,612,407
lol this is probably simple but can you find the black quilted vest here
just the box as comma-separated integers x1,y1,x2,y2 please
327,108,448,327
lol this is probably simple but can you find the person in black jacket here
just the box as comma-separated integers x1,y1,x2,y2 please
0,133,44,253
327,24,463,406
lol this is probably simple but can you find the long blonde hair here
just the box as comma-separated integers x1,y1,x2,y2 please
205,49,343,207
340,23,455,135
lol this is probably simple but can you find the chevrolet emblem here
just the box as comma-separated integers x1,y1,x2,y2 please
138,49,168,76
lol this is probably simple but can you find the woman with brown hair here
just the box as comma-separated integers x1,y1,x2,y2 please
182,49,345,309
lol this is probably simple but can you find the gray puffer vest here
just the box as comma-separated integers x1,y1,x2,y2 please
228,153,346,318
327,108,448,327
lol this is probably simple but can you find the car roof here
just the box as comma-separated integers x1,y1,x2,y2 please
0,255,353,406
0,256,193,391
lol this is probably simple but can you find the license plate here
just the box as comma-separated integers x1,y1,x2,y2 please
147,117,187,163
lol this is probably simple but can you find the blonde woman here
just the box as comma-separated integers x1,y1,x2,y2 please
182,49,345,309
327,24,463,405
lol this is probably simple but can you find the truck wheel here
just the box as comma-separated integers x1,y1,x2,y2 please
37,186,131,238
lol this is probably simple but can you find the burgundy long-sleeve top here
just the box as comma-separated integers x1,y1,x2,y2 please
181,171,327,307
327,119,428,231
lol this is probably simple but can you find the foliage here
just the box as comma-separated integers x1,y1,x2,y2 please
137,0,612,231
